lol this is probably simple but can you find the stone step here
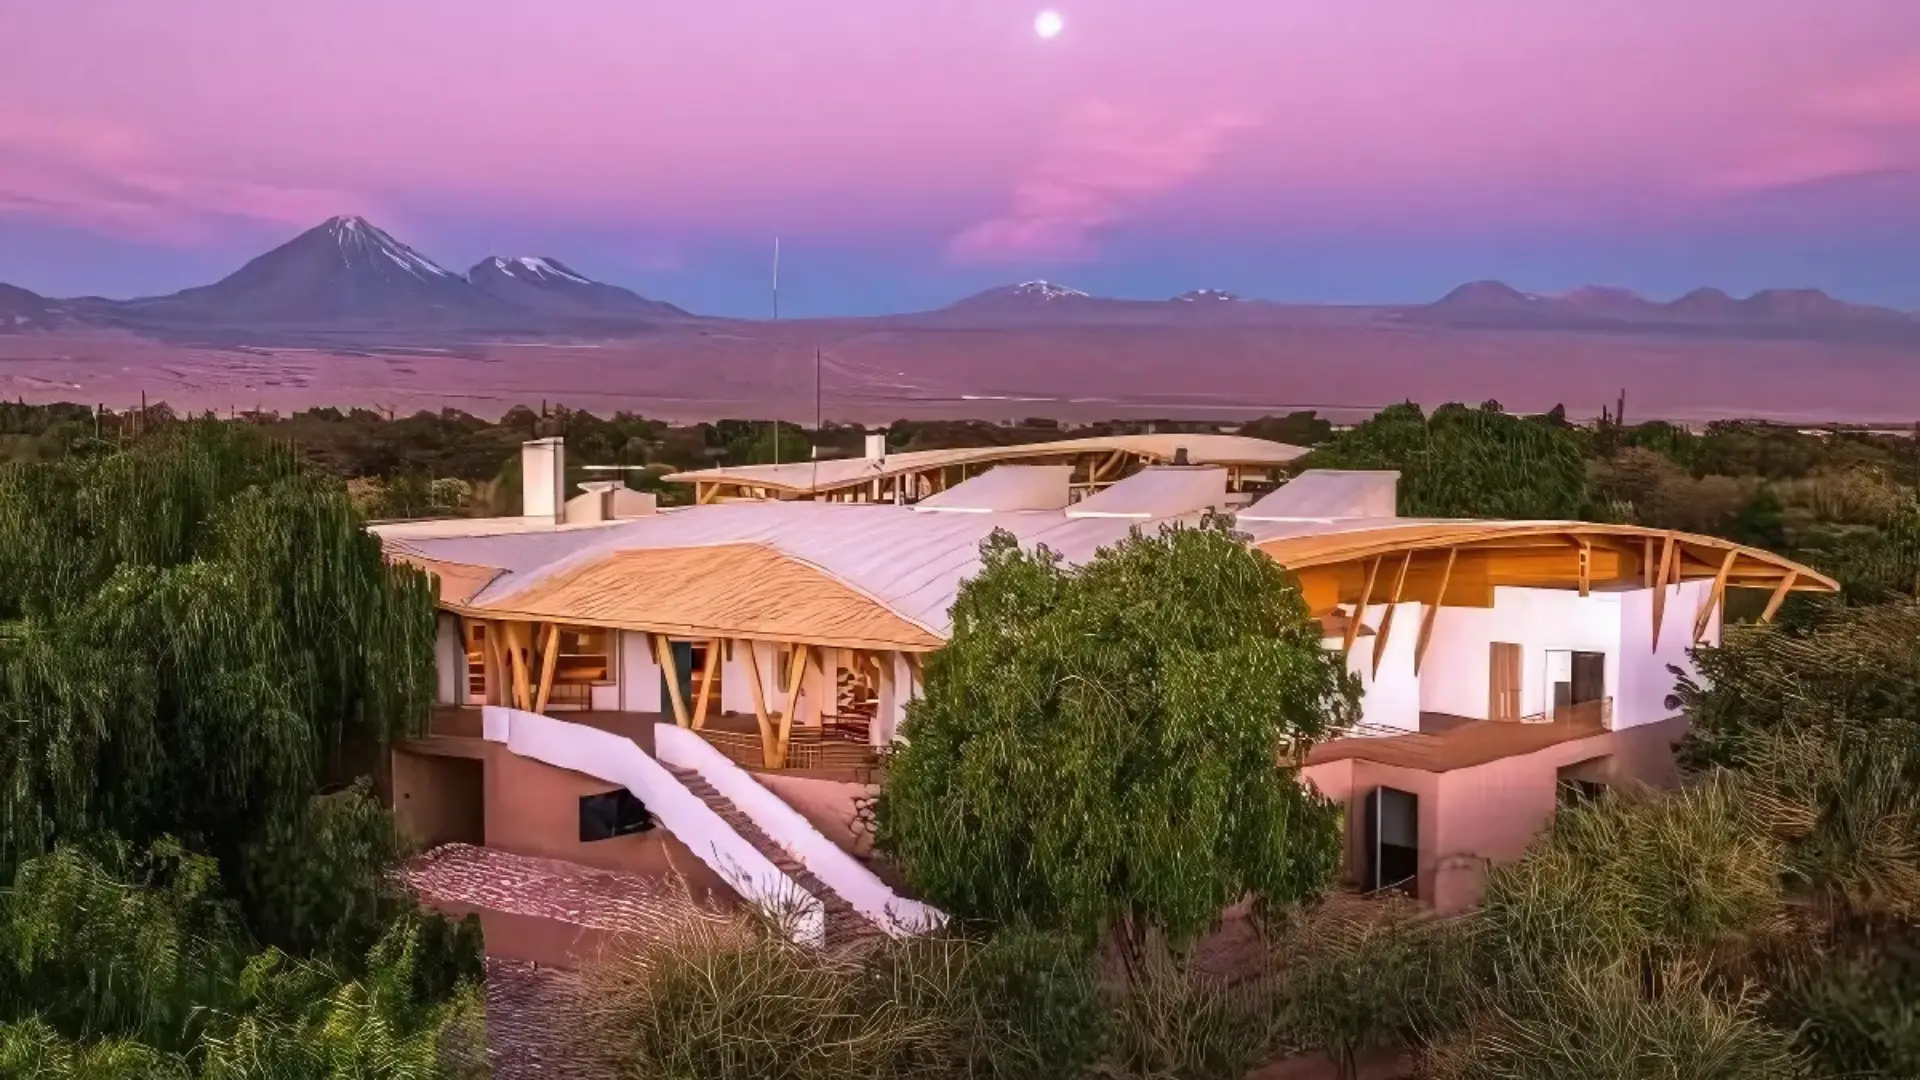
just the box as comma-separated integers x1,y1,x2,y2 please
664,764,877,945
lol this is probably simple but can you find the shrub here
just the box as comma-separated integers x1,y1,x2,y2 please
1424,963,1806,1080
1099,942,1278,1080
1273,898,1468,1080
1473,780,1785,986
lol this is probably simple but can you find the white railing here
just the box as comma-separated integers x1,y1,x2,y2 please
480,706,825,946
654,724,946,937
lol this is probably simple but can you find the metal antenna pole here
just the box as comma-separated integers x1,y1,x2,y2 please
771,236,781,466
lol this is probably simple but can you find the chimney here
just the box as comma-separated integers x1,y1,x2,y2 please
865,432,887,462
522,437,565,524
1172,446,1190,466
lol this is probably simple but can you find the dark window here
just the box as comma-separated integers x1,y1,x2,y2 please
1362,786,1419,898
579,788,653,842
1558,777,1606,809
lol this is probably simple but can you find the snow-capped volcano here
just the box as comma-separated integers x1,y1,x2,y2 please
467,255,688,318
1008,280,1090,301
128,215,498,324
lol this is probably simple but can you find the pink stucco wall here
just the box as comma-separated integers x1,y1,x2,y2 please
1301,717,1687,913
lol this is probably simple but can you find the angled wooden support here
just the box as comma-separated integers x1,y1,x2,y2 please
775,643,811,765
1371,552,1413,679
1694,549,1739,643
654,634,692,727
1414,548,1457,676
1760,571,1798,624
1344,556,1382,658
1642,537,1655,588
533,622,561,714
505,621,533,711
742,640,780,767
691,638,720,730
1577,539,1592,597
1651,534,1675,651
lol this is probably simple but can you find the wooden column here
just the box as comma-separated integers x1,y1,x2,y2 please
775,644,811,766
1414,548,1457,676
691,638,720,729
1651,535,1675,650
1760,571,1797,624
1344,556,1382,657
505,622,533,711
653,634,692,727
742,640,780,767
1693,549,1739,643
1371,552,1413,678
533,622,562,714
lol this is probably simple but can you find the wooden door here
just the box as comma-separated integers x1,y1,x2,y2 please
1571,651,1605,705
1489,642,1522,721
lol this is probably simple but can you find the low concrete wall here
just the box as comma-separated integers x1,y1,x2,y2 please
654,724,944,936
482,706,826,946
1302,717,1688,913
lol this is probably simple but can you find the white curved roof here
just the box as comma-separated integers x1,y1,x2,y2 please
664,433,1306,495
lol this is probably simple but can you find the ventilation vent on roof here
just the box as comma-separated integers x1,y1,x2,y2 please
1065,467,1228,519
913,465,1073,513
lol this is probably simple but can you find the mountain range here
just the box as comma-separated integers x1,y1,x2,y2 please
2,215,1915,344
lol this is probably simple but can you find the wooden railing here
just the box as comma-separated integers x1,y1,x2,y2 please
694,717,879,775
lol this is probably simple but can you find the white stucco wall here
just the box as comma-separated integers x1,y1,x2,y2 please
1417,588,1624,721
1616,578,1715,730
618,630,662,713
1407,581,1721,729
1339,601,1424,732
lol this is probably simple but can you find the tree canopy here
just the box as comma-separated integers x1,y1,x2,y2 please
1305,402,1589,520
875,518,1359,947
0,422,480,1075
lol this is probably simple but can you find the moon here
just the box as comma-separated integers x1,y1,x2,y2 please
1034,9,1064,39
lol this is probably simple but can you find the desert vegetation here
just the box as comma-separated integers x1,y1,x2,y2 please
8,397,1920,1077
0,422,484,1078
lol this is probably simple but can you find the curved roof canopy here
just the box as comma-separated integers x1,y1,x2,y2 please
383,504,1837,653
664,433,1306,497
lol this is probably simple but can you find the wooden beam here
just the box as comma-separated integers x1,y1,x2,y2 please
505,621,533,711
1414,548,1457,676
477,621,498,705
654,634,692,727
775,644,811,765
1760,571,1798,624
1089,449,1127,483
1576,539,1592,597
1694,549,1739,643
1642,536,1655,588
741,640,780,768
533,622,562,714
1344,556,1381,657
1371,552,1413,678
1651,535,1675,651
691,638,720,730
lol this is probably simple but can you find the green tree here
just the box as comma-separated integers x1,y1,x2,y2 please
0,422,436,949
1305,402,1589,519
875,518,1359,948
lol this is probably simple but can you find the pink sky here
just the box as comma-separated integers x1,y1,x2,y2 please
3,1,1920,313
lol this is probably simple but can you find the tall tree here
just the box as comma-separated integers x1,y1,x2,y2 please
0,423,436,927
876,518,1359,948
1306,402,1589,519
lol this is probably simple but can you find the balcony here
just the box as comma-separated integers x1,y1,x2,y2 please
1304,699,1614,774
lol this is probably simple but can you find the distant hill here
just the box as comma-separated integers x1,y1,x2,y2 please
0,283,60,332
1407,280,1916,338
467,256,689,319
